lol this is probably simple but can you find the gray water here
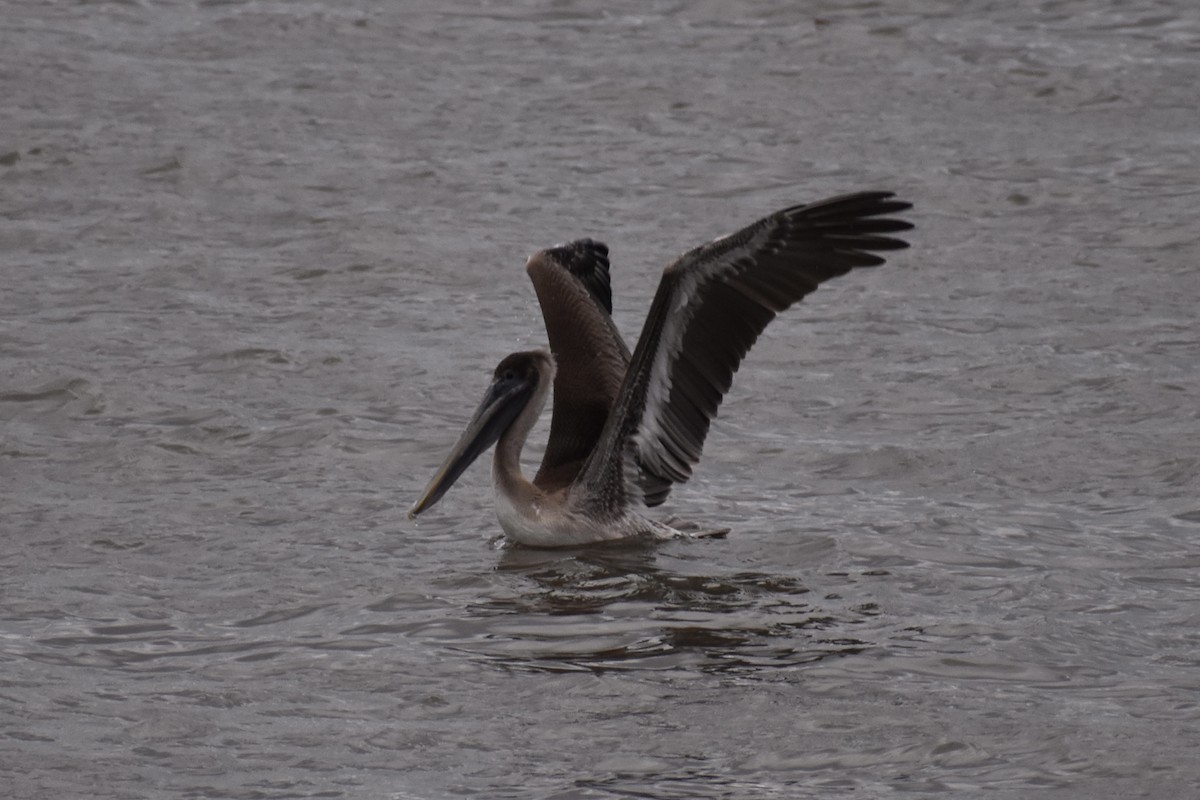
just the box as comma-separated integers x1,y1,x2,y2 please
4,1,1199,798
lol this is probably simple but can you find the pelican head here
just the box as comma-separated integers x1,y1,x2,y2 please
408,350,552,519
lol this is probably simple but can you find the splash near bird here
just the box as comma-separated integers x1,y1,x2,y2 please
409,192,913,547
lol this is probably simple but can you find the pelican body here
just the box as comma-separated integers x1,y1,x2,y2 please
409,192,913,547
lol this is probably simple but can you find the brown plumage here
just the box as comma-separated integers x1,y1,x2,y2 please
410,191,913,546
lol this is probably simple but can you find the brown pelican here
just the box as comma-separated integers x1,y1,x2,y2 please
409,191,913,546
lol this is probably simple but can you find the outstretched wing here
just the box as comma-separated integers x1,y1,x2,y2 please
526,239,631,491
573,191,913,514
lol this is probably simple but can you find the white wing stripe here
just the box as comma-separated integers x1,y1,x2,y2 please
630,228,775,492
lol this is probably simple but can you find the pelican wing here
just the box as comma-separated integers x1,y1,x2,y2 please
574,191,913,514
526,240,631,490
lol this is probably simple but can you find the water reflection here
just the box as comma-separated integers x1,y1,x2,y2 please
445,543,875,674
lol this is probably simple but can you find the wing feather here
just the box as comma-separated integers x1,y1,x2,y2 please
572,191,913,514
526,240,630,491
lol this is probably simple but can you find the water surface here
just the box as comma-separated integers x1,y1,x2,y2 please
3,1,1199,798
